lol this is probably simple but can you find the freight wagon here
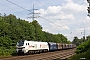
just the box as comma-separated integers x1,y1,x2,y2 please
48,42,58,51
56,43,62,50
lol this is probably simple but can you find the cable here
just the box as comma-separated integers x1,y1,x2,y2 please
36,0,70,30
0,3,24,15
37,0,78,37
6,0,70,31
36,0,77,38
40,17,68,30
37,0,70,20
6,0,31,12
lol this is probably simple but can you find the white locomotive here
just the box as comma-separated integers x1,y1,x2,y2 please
16,40,49,54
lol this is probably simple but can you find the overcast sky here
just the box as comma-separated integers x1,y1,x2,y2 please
0,0,90,41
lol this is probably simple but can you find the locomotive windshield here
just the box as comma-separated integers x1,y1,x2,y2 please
17,40,24,46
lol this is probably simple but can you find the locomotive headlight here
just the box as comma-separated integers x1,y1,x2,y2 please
16,49,18,52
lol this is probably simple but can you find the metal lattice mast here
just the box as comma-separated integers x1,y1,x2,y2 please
28,4,40,21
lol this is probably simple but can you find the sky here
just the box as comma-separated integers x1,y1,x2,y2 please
0,0,90,41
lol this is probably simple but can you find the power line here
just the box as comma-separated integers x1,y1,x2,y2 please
36,0,70,30
6,0,31,12
40,17,68,30
37,0,47,9
6,0,69,30
6,0,41,21
0,2,24,15
36,0,69,20
36,0,77,37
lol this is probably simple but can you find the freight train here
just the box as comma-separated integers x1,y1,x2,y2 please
16,40,76,54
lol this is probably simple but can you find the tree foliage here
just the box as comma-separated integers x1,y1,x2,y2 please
69,36,90,60
72,35,90,54
76,37,90,54
72,36,87,46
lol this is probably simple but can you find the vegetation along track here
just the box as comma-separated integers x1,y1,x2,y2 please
0,48,76,60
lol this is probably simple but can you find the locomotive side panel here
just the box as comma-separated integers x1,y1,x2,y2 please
36,42,49,50
16,40,49,54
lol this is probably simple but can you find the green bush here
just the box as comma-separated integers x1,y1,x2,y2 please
68,49,90,60
76,40,90,54
0,46,16,56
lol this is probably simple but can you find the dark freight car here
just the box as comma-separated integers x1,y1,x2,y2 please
48,42,58,51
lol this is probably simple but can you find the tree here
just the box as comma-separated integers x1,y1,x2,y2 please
87,0,90,17
31,20,43,41
86,35,90,40
72,36,87,46
72,36,79,46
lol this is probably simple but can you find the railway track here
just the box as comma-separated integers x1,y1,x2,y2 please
0,48,76,60
35,48,76,60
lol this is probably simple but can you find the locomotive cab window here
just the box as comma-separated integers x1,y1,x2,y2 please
17,41,24,46
26,43,27,45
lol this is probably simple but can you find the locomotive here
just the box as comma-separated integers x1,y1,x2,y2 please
16,40,76,54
